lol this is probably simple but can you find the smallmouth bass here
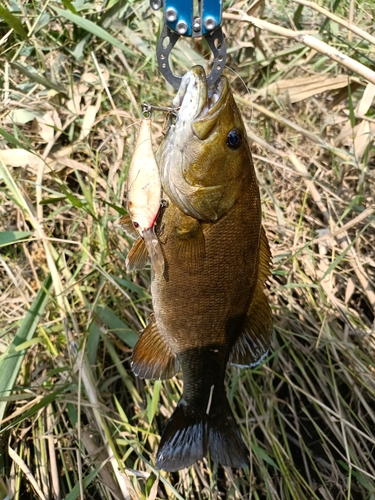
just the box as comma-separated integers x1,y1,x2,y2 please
130,66,272,471
125,117,164,276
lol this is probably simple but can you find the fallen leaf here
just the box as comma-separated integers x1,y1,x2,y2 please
37,112,55,142
52,108,62,132
82,68,109,87
352,120,375,161
260,75,354,104
356,82,375,115
78,93,102,140
5,109,38,125
345,276,356,304
67,81,90,114
147,478,159,500
0,149,44,170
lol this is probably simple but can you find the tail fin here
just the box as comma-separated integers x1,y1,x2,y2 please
156,398,248,472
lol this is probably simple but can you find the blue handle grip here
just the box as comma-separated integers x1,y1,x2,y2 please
164,0,222,37
202,0,222,35
164,0,193,36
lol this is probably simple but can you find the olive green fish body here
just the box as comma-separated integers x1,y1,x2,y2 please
131,66,272,471
153,178,261,356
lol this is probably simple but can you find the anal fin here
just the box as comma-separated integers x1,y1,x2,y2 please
126,237,149,271
230,226,272,368
131,315,179,379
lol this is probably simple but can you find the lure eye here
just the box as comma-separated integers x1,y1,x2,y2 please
133,221,139,229
226,128,242,149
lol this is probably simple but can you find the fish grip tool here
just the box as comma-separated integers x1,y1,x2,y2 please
150,0,226,90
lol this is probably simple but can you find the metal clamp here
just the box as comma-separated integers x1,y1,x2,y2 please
156,23,226,90
151,0,226,90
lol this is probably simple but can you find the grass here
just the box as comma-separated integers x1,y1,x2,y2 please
0,0,375,498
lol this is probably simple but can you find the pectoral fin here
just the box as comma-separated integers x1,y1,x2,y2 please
116,214,139,240
174,211,205,271
131,315,179,379
230,226,272,367
126,237,149,271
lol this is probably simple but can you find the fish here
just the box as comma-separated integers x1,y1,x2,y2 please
130,66,273,471
125,117,164,276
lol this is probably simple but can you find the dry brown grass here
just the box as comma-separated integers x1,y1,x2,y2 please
0,0,374,499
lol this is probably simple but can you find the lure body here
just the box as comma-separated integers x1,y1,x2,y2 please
126,118,164,276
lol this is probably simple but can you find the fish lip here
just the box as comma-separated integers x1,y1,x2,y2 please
196,76,228,121
174,66,229,123
173,66,207,119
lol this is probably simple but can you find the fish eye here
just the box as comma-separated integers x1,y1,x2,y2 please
133,221,139,228
226,128,242,150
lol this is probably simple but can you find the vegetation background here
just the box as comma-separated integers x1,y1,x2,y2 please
0,0,375,499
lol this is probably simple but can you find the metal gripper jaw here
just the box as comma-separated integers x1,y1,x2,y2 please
150,0,227,90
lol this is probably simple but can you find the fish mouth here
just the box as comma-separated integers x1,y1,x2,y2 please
173,66,229,131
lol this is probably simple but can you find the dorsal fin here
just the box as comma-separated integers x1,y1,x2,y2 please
126,237,149,271
131,315,179,379
229,282,272,367
258,226,271,283
230,226,272,367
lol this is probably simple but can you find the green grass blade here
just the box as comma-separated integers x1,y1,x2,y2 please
63,463,105,500
0,6,27,38
95,304,139,348
61,0,78,14
10,62,66,94
51,6,135,57
0,231,33,247
0,127,31,149
0,275,52,426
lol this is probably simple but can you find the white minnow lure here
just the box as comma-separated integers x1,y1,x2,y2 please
127,118,164,276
